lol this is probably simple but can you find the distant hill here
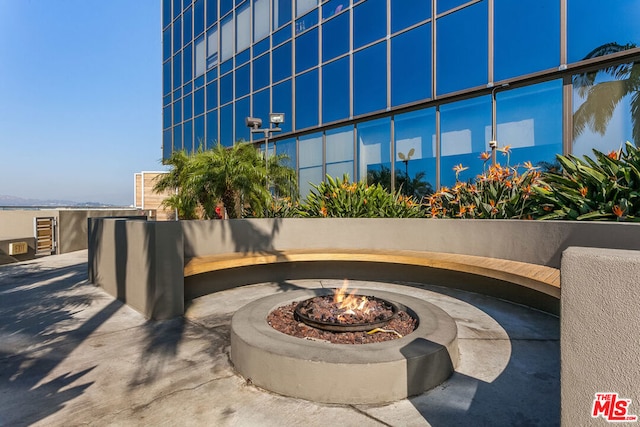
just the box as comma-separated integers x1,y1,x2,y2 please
0,195,115,208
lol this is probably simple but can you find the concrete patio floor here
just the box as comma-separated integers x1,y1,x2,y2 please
0,250,559,426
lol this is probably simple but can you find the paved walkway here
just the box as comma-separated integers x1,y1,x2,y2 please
0,251,560,426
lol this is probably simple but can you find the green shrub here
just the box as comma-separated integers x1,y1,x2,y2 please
298,175,423,218
533,141,640,221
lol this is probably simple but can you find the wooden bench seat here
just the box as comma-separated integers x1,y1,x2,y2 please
184,248,560,298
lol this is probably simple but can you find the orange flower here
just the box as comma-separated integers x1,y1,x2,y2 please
453,163,469,173
523,161,539,171
613,205,625,218
320,206,328,217
479,151,491,161
579,187,588,197
608,150,619,160
498,145,511,154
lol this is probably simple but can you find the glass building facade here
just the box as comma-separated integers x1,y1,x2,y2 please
162,0,640,196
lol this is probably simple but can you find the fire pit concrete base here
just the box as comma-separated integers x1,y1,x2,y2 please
230,288,459,404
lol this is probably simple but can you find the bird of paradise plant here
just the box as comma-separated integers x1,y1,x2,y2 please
427,162,543,219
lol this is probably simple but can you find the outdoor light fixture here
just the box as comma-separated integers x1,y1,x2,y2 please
246,113,285,191
490,83,510,166
269,113,285,125
245,117,263,129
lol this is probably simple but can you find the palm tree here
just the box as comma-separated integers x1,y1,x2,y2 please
573,42,640,144
155,142,298,219
153,150,199,219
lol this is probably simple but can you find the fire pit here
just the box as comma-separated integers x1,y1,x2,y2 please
230,286,459,404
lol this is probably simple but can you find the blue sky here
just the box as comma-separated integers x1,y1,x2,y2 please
0,0,164,205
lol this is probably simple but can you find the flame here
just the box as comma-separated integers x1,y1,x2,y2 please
333,280,371,318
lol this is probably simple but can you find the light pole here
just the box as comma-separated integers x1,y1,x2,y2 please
490,83,509,166
246,113,284,191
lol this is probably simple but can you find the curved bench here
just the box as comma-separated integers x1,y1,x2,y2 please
184,249,560,314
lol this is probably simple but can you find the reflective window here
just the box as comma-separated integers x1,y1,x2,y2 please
496,80,562,169
220,73,233,104
206,0,217,28
163,0,172,28
254,37,270,56
437,0,468,14
207,27,218,69
163,105,172,129
221,14,235,62
173,124,183,151
237,2,251,53
194,87,205,116
173,18,182,54
184,93,193,120
295,28,318,73
439,96,491,187
495,0,559,81
391,0,430,33
207,68,216,82
163,61,172,95
183,7,193,46
274,0,292,29
299,132,323,196
295,69,319,129
322,57,349,123
326,126,354,180
354,0,386,49
437,2,487,95
195,74,205,89
296,8,318,34
195,35,206,77
235,97,251,142
221,0,233,16
194,0,205,36
254,0,270,41
272,41,292,82
163,29,171,61
195,113,205,149
163,129,172,159
253,53,270,90
220,59,233,74
220,104,234,145
391,23,431,106
252,88,271,129
276,138,297,170
183,43,193,82
273,23,292,45
206,82,217,111
235,64,251,98
568,0,640,63
357,117,391,189
173,0,181,19
322,10,349,62
394,109,436,197
273,79,293,133
183,120,194,153
173,52,183,90
323,0,347,20
206,110,218,147
297,0,317,17
354,41,387,116
572,62,639,157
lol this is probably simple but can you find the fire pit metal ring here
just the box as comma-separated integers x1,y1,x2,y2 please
293,294,399,332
